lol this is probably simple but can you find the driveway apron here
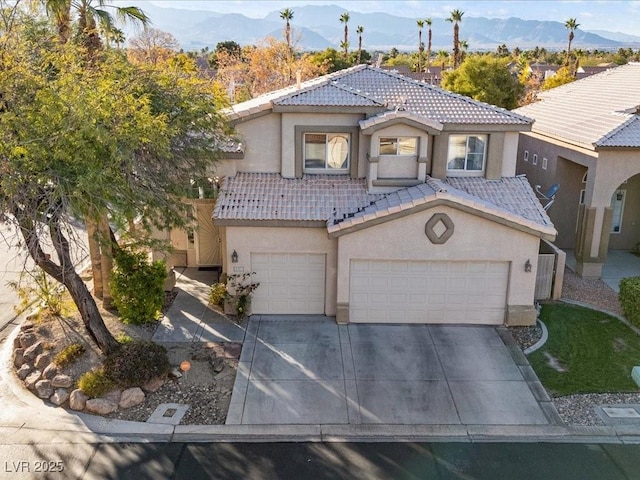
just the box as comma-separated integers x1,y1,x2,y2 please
227,317,552,426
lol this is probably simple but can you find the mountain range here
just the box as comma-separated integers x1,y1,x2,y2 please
137,3,640,52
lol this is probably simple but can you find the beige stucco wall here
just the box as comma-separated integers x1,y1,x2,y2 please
431,130,508,179
280,112,365,178
336,205,541,323
233,114,282,173
501,132,520,177
223,226,338,315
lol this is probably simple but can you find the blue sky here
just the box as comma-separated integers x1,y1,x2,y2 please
135,1,640,35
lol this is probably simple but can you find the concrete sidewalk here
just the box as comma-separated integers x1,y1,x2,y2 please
2,268,640,444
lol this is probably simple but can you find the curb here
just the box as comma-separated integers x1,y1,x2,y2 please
523,319,549,355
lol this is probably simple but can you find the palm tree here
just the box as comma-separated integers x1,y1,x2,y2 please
280,8,294,52
356,25,364,64
446,9,464,68
416,19,424,72
425,18,433,70
436,49,449,70
340,12,350,58
564,17,580,67
459,39,469,63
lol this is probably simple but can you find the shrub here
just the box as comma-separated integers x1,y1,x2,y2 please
110,248,167,325
620,276,640,327
209,282,227,307
115,332,133,344
77,368,114,398
103,340,170,389
54,343,85,367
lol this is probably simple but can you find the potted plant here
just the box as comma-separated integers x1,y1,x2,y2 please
222,273,259,318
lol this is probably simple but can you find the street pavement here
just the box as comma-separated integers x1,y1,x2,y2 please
1,441,639,479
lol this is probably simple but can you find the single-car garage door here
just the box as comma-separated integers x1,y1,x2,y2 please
251,253,325,314
349,260,508,324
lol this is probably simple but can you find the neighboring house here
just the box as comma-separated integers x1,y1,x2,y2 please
515,62,640,279
212,65,555,326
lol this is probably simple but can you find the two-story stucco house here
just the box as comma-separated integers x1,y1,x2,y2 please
515,63,640,279
212,65,555,326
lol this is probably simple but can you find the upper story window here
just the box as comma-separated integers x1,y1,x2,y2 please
304,133,350,172
447,134,487,173
379,137,418,156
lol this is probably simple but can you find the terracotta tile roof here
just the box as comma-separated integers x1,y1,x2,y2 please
515,62,640,148
227,65,531,126
214,173,383,222
216,173,555,239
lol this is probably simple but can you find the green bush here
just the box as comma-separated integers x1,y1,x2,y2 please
620,276,640,327
209,282,227,307
110,248,167,325
77,368,114,398
103,341,170,389
54,343,85,367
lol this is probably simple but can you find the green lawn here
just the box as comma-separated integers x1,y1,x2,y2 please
528,303,640,396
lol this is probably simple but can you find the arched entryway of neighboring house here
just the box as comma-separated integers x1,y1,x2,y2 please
574,151,640,285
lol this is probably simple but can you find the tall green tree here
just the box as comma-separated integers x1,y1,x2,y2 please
446,9,464,68
564,17,580,68
279,7,294,52
425,18,433,70
339,11,349,58
441,54,524,109
356,25,363,64
0,16,229,353
416,19,424,72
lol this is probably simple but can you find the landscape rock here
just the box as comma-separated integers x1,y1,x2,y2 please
19,333,37,349
35,380,54,399
85,398,117,415
13,336,22,350
21,320,35,331
34,353,51,370
24,370,42,389
69,389,88,411
51,374,73,389
13,348,24,368
50,389,70,406
211,358,225,373
143,377,165,393
17,364,32,380
42,363,60,380
119,387,145,409
23,341,43,362
102,389,122,405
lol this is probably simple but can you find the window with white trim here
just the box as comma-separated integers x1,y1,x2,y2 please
304,133,350,172
524,150,529,162
611,190,626,233
379,137,418,156
446,134,487,173
532,154,538,166
542,157,548,170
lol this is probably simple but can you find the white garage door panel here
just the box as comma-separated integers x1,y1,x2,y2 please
350,260,508,325
251,253,325,314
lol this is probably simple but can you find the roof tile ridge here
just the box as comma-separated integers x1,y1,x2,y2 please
594,114,640,146
425,176,448,192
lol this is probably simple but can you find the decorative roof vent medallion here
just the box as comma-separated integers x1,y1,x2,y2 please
425,213,454,244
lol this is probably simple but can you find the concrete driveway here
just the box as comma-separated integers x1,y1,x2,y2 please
227,316,557,426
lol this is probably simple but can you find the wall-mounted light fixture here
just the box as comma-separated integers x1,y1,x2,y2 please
231,250,238,263
525,259,532,273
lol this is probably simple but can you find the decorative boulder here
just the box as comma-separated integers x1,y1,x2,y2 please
42,363,60,380
143,377,165,393
35,380,54,399
34,353,51,370
51,374,73,389
16,364,32,380
19,333,37,349
119,387,145,409
13,348,25,368
24,370,42,389
102,389,122,405
85,398,117,415
50,389,70,406
23,341,43,362
69,389,88,411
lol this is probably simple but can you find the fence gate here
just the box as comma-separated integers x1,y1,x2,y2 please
535,254,555,300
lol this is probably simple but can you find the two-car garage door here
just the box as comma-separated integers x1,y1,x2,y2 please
349,260,509,325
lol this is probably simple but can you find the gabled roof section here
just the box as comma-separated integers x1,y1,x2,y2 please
328,175,555,239
359,111,444,134
515,63,640,149
225,65,532,126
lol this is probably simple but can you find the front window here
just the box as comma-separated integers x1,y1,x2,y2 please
379,137,418,156
447,135,487,172
304,133,350,172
